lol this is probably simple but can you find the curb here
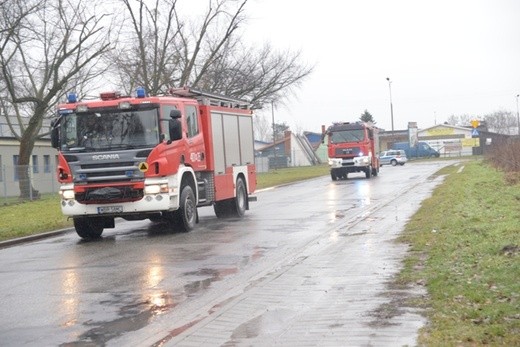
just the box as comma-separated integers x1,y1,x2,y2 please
0,228,73,249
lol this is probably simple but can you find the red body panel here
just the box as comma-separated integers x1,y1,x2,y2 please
55,90,256,207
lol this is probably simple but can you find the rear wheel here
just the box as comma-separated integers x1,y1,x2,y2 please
74,217,104,240
214,177,248,218
391,159,397,166
214,200,231,218
232,177,247,218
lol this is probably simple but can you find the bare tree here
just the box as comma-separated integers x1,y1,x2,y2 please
110,0,183,95
0,0,113,199
198,42,313,109
445,114,472,127
113,0,313,108
253,114,272,143
483,110,517,135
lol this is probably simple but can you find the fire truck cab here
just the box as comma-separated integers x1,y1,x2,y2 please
51,87,256,239
325,122,380,180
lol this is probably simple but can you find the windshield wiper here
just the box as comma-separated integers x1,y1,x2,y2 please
68,146,97,152
106,144,137,150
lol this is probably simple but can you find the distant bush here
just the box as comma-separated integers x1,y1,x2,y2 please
485,137,520,184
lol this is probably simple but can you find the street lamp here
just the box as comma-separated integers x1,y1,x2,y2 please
386,77,394,133
516,94,519,136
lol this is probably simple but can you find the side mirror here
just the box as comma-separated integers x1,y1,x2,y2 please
169,109,182,142
170,109,181,119
321,131,327,144
50,118,60,149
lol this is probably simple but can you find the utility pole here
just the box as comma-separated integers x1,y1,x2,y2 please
516,94,519,136
386,77,394,133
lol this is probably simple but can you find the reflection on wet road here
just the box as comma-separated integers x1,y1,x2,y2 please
0,161,457,346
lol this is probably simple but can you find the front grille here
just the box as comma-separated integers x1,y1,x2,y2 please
81,161,135,169
76,186,143,204
335,147,361,157
73,161,142,183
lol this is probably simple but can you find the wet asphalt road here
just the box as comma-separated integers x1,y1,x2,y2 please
0,160,459,346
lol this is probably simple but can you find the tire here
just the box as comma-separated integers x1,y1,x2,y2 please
214,177,247,218
214,200,231,218
148,215,163,223
232,177,247,218
74,217,104,240
176,184,197,232
391,159,397,166
330,170,338,181
365,166,372,179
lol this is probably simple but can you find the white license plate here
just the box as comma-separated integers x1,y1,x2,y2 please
97,206,123,214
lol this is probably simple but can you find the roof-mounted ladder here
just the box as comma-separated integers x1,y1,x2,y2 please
168,86,250,109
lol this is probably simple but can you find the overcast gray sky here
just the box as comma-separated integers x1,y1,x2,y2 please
244,0,520,133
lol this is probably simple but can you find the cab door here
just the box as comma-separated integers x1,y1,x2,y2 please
182,103,207,171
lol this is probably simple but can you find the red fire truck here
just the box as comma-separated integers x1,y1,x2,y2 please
51,87,256,239
324,122,380,180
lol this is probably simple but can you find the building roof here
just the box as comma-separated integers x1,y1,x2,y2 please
0,115,52,139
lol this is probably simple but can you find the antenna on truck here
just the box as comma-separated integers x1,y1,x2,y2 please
168,86,250,110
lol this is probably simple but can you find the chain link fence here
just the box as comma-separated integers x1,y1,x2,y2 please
0,165,59,202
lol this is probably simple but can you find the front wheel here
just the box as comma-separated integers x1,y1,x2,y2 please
176,185,197,232
74,217,104,240
365,166,372,179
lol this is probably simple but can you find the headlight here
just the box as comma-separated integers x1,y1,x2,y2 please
145,184,168,194
328,158,342,168
60,189,75,200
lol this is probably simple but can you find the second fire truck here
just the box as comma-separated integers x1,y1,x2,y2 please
324,121,380,180
51,87,256,239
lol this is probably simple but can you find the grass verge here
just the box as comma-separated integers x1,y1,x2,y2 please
0,194,72,241
256,164,329,189
398,159,520,346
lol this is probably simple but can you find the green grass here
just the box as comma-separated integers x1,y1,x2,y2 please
256,164,329,189
0,194,72,241
398,159,520,346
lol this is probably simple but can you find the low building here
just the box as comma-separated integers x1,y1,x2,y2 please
255,131,321,171
417,123,510,157
0,117,57,198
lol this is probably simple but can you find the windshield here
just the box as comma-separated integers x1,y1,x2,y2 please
330,129,366,144
59,109,160,152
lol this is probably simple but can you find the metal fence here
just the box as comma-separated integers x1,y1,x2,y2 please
0,165,59,201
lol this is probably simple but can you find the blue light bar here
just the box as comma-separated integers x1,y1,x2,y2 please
67,92,77,103
136,87,146,98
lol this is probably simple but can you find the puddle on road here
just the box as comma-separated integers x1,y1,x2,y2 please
61,246,271,346
226,308,296,343
60,291,174,346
